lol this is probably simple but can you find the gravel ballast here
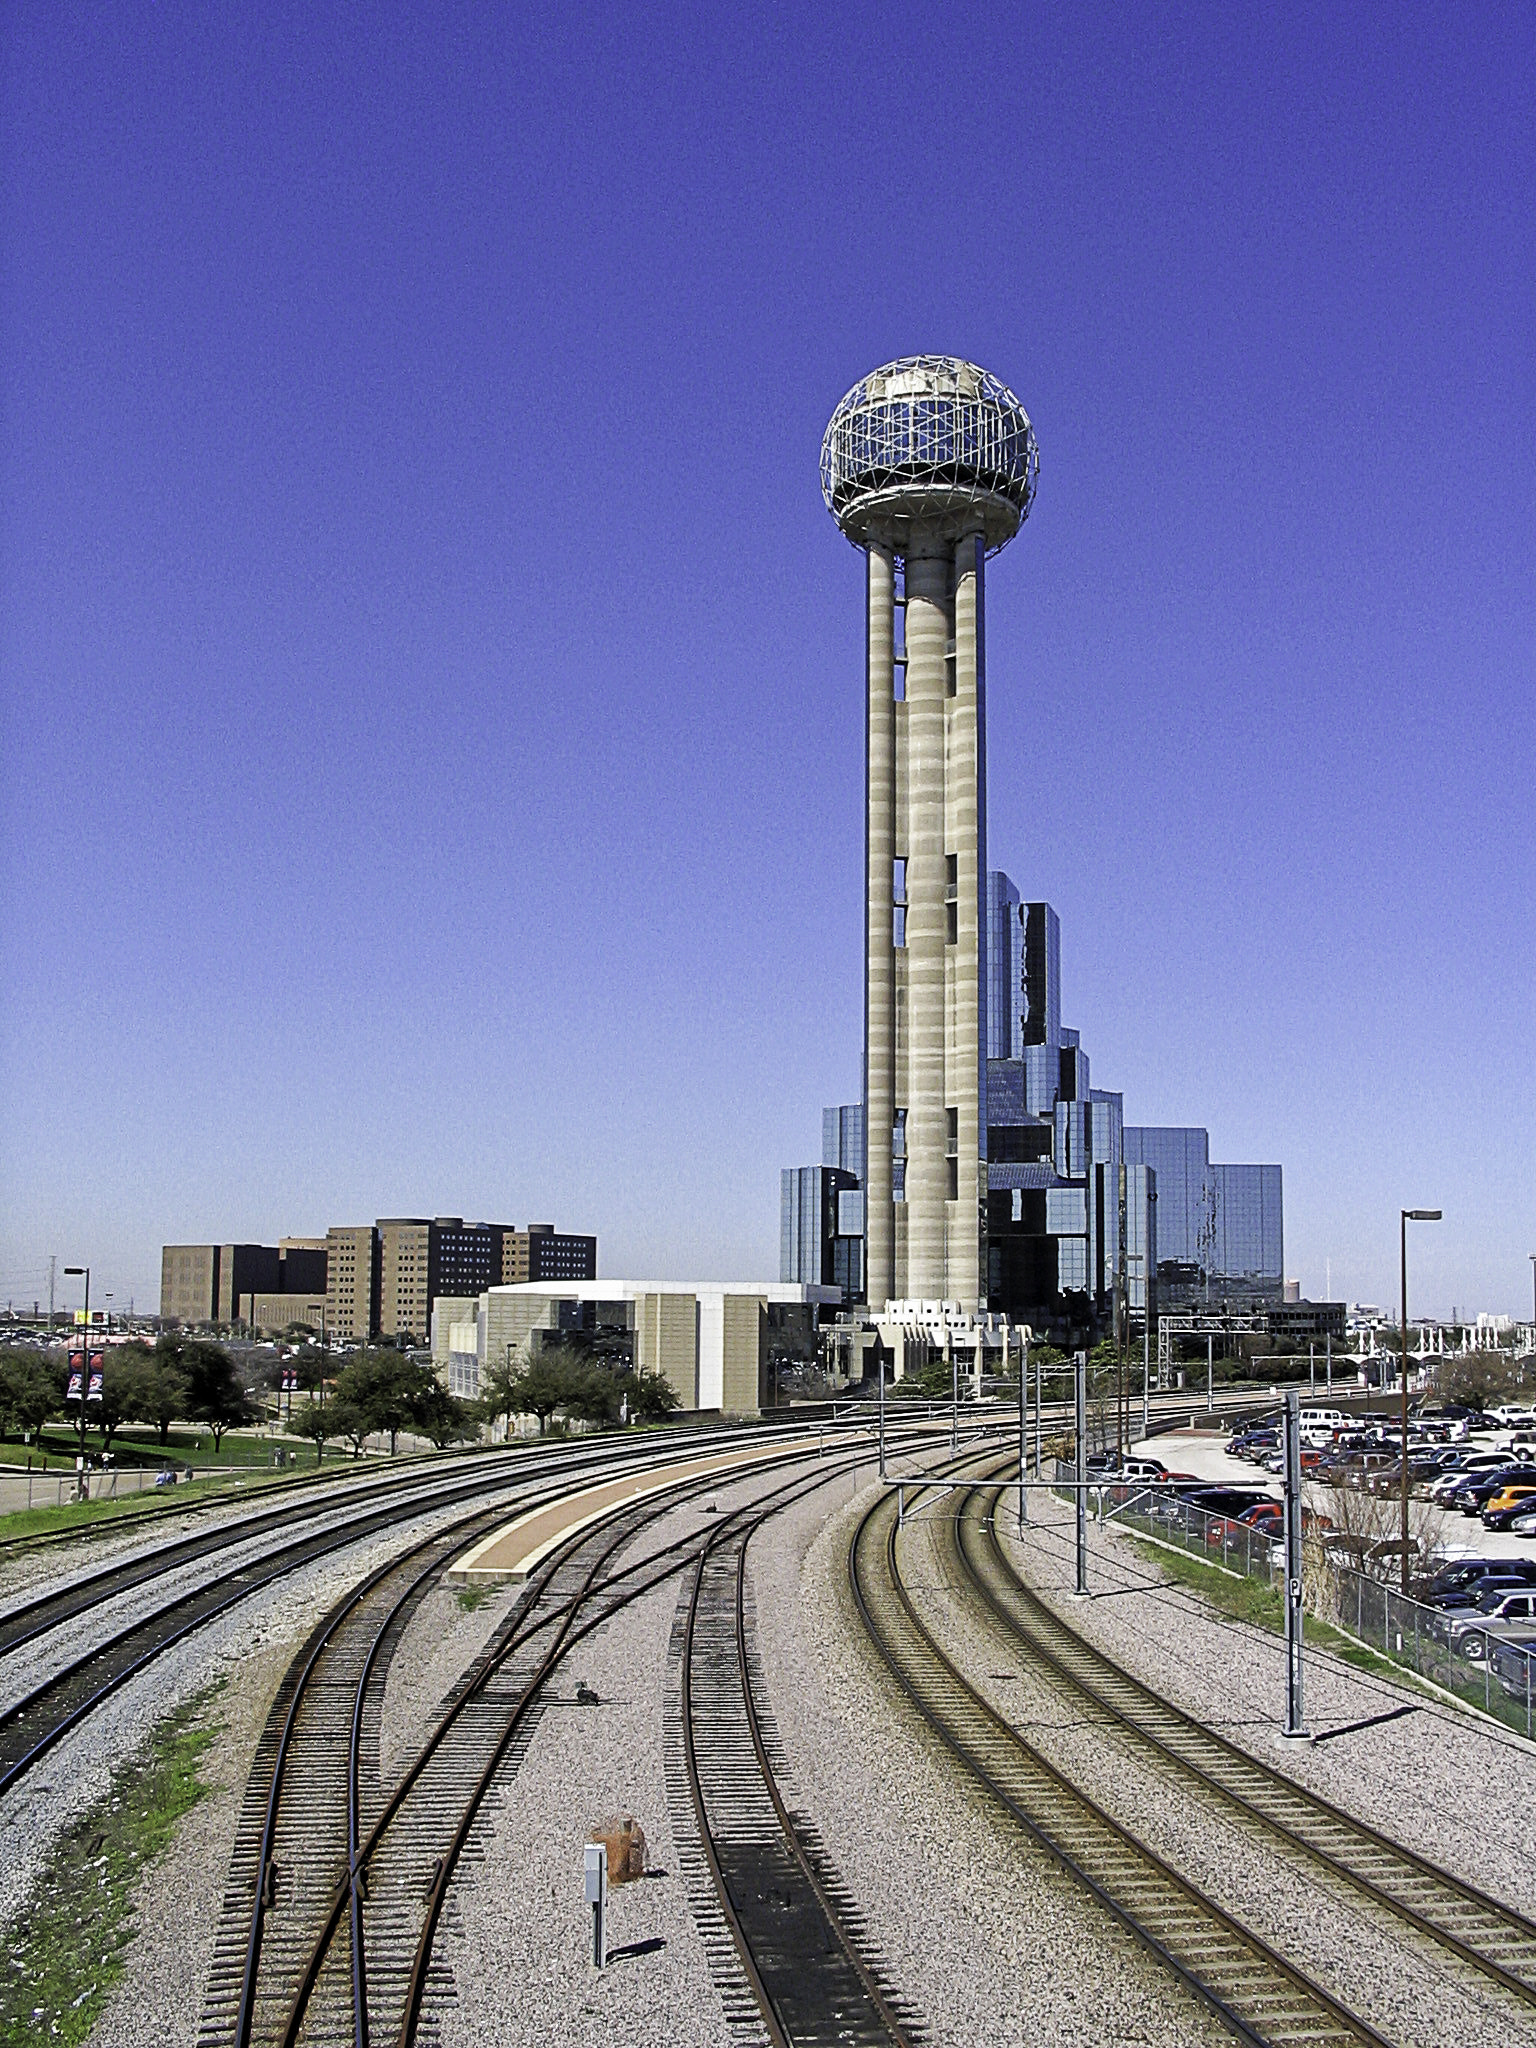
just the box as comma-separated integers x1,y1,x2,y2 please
999,1484,1536,1919
748,1461,1234,2048
904,1495,1536,2048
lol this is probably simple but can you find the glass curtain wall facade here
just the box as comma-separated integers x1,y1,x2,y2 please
780,1165,860,1291
1121,1127,1282,1304
983,881,1128,1335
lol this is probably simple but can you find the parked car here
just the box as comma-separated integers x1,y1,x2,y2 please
1460,1467,1536,1515
1442,1585,1536,1638
1426,1577,1535,1615
1488,1631,1536,1701
1481,1486,1536,1528
1448,1590,1536,1661
1426,1557,1536,1598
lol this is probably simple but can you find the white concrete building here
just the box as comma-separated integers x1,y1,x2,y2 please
432,1279,838,1416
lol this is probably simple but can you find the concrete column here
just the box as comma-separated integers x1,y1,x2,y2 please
905,551,949,1300
864,546,895,1312
949,535,983,1312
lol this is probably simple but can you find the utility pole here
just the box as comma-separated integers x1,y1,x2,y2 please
1033,1340,1042,1481
1017,1328,1027,1529
1074,1349,1088,1596
1400,1209,1442,1595
1282,1387,1307,1737
877,1339,886,1480
48,1256,56,1332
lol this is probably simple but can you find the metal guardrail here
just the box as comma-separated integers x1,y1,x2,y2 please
1052,1462,1536,1743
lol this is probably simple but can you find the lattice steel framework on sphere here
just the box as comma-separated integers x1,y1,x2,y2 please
820,355,1039,556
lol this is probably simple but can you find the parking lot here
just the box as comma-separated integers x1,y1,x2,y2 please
1132,1425,1536,1564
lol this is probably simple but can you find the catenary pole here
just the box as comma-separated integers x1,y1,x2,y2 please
1074,1348,1088,1596
1018,1328,1028,1527
878,1340,886,1481
1282,1386,1307,1736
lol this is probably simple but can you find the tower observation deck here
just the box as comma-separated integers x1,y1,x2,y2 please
822,357,1038,1314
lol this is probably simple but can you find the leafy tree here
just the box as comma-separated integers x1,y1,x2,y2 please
90,1367,136,1454
1437,1354,1528,1412
609,1368,681,1423
152,1337,257,1450
478,1353,526,1436
0,1349,63,1440
290,1404,335,1464
334,1347,441,1454
111,1345,192,1444
326,1400,371,1459
510,1348,594,1435
413,1380,476,1449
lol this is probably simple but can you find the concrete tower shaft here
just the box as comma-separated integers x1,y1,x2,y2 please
826,357,1035,1314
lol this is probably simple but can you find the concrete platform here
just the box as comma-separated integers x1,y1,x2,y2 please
445,1440,792,1585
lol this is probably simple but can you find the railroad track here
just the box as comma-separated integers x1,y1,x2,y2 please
0,1426,838,1800
203,1427,962,2048
678,1506,918,2047
0,1423,795,1654
953,1473,1536,2012
0,1450,459,1564
850,1482,1392,2048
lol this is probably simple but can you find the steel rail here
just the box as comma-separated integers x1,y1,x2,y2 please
959,1474,1536,2010
259,1431,938,2048
0,1453,535,1650
0,1422,795,1650
230,1508,503,2048
388,1433,998,2048
732,1527,915,2042
227,1433,851,2048
0,1457,548,1797
849,1484,1390,2048
673,1505,919,2046
0,1423,835,1799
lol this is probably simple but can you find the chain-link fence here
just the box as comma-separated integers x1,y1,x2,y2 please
1052,1462,1536,1741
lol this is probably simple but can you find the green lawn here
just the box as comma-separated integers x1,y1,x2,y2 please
1126,1532,1451,1700
0,1690,219,2046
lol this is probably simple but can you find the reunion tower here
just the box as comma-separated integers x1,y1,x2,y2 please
821,357,1039,1316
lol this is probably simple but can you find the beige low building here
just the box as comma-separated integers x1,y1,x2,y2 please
432,1279,837,1416
237,1293,329,1336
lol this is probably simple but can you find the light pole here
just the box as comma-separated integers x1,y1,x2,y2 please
1400,1209,1441,1593
64,1265,89,1470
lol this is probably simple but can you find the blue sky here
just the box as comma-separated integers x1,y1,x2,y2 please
2,2,1532,1321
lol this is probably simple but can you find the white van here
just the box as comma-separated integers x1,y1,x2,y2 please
1298,1407,1348,1441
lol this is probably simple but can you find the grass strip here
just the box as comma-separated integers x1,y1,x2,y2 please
1124,1532,1447,1690
0,1691,219,2045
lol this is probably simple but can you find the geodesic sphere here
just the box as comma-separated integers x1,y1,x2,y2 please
821,356,1038,554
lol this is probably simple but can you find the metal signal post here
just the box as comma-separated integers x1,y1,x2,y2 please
1074,1349,1088,1596
1282,1387,1308,1738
